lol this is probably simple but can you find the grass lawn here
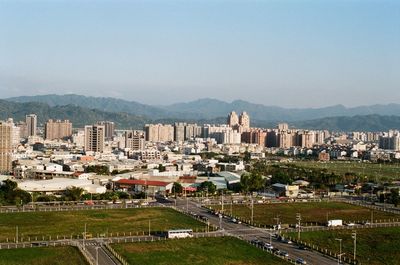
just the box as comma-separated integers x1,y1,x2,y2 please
285,227,400,265
0,208,206,242
0,246,87,265
293,161,400,181
211,202,399,226
113,236,290,265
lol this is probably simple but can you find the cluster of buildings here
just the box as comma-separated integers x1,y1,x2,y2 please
0,111,399,197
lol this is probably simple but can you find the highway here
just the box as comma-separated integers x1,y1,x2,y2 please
170,197,339,265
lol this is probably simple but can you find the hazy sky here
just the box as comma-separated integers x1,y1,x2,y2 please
0,0,399,107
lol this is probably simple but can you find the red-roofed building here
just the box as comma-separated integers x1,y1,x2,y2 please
115,179,173,195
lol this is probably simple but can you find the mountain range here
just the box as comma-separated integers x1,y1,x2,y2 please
3,94,400,131
8,94,400,122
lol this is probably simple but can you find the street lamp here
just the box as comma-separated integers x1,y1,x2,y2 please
95,246,100,265
335,238,342,265
296,213,301,240
352,231,357,262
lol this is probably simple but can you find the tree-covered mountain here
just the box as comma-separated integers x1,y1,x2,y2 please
0,100,150,129
7,94,400,122
292,114,400,132
6,94,175,119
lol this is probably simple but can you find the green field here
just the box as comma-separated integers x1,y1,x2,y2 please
0,246,87,265
113,237,290,265
286,227,400,265
293,161,400,181
0,208,206,242
211,202,399,225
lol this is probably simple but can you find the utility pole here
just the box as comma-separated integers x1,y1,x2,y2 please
16,226,18,243
251,197,254,224
221,190,224,213
335,238,342,265
83,223,87,249
296,213,301,241
352,231,357,262
148,220,151,236
274,215,280,234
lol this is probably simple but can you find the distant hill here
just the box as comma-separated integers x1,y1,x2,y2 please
1,99,400,131
292,114,400,132
6,94,175,119
7,94,400,122
162,99,400,122
0,100,150,129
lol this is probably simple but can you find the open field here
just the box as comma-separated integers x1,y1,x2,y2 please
211,202,399,225
293,161,400,181
113,236,290,265
0,246,87,265
285,227,400,265
0,208,206,241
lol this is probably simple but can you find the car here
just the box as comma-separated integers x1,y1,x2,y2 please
250,239,262,245
296,258,307,264
298,245,308,250
279,237,292,244
346,222,356,226
279,251,289,257
263,243,274,250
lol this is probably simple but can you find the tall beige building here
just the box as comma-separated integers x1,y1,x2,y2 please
84,125,105,152
0,121,13,173
45,119,72,140
125,130,145,150
239,112,250,129
227,111,239,127
26,114,37,136
97,121,115,140
144,124,174,142
277,123,289,131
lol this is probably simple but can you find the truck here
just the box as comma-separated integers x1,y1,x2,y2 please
327,219,343,227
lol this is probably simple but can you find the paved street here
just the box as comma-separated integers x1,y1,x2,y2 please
171,197,339,265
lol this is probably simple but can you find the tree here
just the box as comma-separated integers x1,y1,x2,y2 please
390,188,399,207
199,181,217,195
172,182,183,195
64,186,84,201
240,173,265,193
0,180,31,205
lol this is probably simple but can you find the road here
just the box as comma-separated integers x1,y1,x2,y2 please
169,197,338,265
84,240,120,265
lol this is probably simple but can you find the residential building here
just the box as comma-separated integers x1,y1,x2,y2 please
45,119,72,140
84,125,105,152
125,130,145,150
0,121,12,173
26,114,37,137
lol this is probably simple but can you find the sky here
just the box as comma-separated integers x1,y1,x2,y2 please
0,0,399,107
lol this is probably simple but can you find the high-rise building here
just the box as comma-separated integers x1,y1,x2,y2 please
97,121,115,140
144,124,174,142
125,130,145,150
239,112,250,129
277,123,289,131
241,129,267,147
26,114,37,137
0,121,13,173
174,122,186,142
45,119,73,140
84,125,105,152
184,124,202,140
227,111,239,127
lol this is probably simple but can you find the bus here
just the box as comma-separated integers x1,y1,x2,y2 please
167,229,193,239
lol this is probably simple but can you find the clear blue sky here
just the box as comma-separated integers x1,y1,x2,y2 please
0,0,399,107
